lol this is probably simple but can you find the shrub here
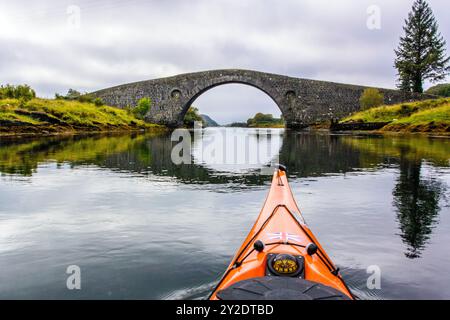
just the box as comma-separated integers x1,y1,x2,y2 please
0,85,13,99
183,106,204,127
0,84,36,101
77,94,94,103
425,83,450,97
94,98,104,107
15,85,36,101
253,113,274,122
399,104,418,117
133,98,151,119
359,88,384,110
246,113,283,127
55,89,94,103
64,89,82,100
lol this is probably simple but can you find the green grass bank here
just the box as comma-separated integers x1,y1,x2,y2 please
341,98,450,134
0,98,165,136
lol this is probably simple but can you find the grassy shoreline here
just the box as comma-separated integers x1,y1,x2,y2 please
0,98,166,136
340,98,450,135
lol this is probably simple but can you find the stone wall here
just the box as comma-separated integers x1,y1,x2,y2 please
92,69,431,128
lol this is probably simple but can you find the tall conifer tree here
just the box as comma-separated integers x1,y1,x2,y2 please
394,0,449,93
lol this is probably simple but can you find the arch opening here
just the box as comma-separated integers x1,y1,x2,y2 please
179,82,284,127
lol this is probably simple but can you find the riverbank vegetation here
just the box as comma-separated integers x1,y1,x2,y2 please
359,88,384,110
425,83,450,97
0,84,36,101
227,112,285,128
341,98,450,134
227,122,248,128
183,106,205,127
0,85,165,136
227,113,285,128
131,97,151,119
1,97,164,136
247,113,284,128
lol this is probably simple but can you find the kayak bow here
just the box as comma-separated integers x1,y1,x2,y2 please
209,166,354,300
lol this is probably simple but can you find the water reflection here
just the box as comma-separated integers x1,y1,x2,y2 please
341,135,448,259
0,130,449,267
279,133,367,176
393,158,443,259
2,131,432,180
1,131,448,188
192,128,283,174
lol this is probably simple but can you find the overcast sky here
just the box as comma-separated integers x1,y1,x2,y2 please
0,0,449,123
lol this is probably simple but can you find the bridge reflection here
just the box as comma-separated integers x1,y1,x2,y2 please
1,131,448,180
0,131,379,182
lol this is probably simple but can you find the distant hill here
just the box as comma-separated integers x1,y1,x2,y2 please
201,114,219,127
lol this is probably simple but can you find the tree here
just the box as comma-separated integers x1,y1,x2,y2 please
65,89,82,100
55,89,96,103
14,85,36,101
394,0,450,93
0,84,36,101
133,98,151,119
183,106,204,127
359,88,384,110
253,113,274,122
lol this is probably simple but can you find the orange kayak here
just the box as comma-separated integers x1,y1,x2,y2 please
209,166,354,300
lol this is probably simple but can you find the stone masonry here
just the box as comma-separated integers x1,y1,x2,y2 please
92,69,431,128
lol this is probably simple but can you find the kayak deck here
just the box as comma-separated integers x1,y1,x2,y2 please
209,168,354,300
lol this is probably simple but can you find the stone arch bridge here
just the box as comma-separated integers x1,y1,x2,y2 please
93,69,428,128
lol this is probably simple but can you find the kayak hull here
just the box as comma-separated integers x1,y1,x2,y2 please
209,169,353,300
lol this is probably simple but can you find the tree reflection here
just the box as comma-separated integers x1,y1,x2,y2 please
0,131,371,183
393,155,443,259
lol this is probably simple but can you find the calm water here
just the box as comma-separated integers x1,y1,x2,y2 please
0,128,449,300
